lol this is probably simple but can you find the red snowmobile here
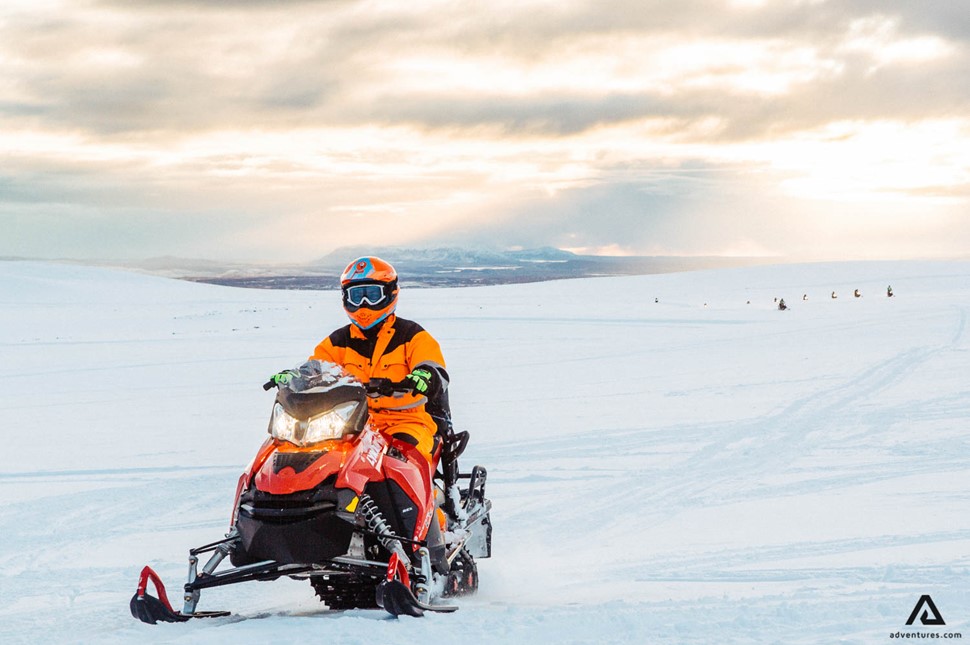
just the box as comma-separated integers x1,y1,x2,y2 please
130,360,491,622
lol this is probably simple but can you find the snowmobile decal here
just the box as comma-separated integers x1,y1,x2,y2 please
272,450,328,474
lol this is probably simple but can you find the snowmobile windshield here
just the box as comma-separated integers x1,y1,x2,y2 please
285,360,359,393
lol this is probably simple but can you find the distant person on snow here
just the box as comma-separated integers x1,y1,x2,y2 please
831,291,838,299
887,285,894,298
778,298,787,311
273,256,450,466
854,289,862,298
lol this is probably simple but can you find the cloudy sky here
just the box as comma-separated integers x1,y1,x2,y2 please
2,0,968,262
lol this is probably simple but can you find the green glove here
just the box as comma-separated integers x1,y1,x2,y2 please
404,368,433,395
271,369,299,386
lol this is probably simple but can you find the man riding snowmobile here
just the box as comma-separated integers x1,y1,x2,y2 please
130,256,489,622
270,256,464,577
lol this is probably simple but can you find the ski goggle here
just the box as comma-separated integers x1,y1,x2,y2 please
343,284,388,307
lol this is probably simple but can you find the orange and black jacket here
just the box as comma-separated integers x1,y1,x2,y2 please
309,315,449,434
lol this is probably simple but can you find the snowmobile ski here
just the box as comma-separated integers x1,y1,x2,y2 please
376,579,458,617
129,566,230,624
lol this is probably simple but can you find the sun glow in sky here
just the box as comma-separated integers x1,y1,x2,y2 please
1,0,968,262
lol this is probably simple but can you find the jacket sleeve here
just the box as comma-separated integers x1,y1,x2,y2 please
407,329,449,396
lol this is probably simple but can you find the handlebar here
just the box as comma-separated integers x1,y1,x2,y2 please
262,377,411,396
365,378,413,397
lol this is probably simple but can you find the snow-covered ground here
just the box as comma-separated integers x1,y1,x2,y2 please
1,259,968,644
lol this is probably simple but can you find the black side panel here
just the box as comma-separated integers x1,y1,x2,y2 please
364,480,419,548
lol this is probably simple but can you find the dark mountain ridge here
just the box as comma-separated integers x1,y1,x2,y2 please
184,246,779,290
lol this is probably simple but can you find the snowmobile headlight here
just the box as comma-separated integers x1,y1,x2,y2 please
270,401,359,446
270,403,301,444
303,401,359,444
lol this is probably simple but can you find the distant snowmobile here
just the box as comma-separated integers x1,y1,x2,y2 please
130,360,492,622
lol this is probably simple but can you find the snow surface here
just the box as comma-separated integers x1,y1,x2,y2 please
1,260,969,644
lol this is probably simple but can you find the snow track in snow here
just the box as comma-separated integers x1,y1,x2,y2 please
1,260,969,644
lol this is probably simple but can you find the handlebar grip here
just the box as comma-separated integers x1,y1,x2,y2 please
262,380,275,391
365,378,389,393
366,378,413,396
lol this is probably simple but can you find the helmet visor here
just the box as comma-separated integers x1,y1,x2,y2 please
344,283,387,308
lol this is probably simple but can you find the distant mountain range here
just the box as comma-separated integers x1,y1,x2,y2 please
180,247,779,289
12,247,781,289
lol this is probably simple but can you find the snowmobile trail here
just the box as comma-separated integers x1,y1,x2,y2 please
469,273,970,643
3,260,970,644
670,299,962,492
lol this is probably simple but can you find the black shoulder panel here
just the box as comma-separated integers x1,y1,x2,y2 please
384,317,425,355
328,325,352,346
328,324,376,359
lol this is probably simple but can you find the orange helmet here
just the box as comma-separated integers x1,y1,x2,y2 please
340,256,399,330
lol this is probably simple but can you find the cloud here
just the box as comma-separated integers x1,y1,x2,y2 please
5,1,964,137
1,0,968,261
425,170,787,255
